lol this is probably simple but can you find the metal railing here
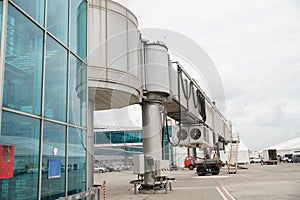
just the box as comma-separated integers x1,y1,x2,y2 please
57,185,102,200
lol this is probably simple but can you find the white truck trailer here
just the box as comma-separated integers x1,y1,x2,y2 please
263,149,278,165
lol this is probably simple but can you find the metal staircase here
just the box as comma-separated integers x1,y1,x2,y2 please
228,133,239,174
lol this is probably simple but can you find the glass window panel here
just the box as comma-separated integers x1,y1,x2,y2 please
3,5,43,115
41,121,66,199
0,1,2,47
70,0,87,59
69,54,86,127
110,131,124,144
44,35,67,122
47,0,68,45
95,132,111,144
124,130,142,143
13,0,45,25
68,127,86,195
0,111,40,200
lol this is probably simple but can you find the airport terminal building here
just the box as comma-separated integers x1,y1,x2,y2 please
0,0,232,199
0,0,143,199
0,0,87,199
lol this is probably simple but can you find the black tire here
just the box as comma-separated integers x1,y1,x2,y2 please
188,165,194,170
196,166,206,176
211,165,220,175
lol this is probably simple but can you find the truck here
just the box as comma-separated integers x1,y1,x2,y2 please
195,159,223,176
184,155,223,175
184,156,196,170
291,150,300,163
262,149,278,165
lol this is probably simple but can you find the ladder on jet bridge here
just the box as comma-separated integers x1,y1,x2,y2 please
228,134,239,174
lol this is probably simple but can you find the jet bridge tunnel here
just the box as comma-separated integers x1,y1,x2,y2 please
86,0,232,190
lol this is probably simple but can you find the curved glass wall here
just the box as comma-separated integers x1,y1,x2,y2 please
70,0,87,60
0,1,87,199
69,54,86,127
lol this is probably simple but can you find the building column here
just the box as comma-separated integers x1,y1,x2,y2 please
142,102,163,184
86,97,94,189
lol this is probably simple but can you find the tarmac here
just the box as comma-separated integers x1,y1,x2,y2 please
94,163,300,200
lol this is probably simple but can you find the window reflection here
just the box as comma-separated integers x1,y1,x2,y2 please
13,0,45,25
0,1,2,47
95,132,111,144
44,35,67,122
3,4,43,115
0,111,40,200
42,121,66,200
47,0,68,45
95,130,143,144
68,127,86,195
70,0,87,59
69,54,86,127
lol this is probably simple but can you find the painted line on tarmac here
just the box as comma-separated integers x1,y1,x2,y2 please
216,186,236,200
192,175,229,179
172,186,216,190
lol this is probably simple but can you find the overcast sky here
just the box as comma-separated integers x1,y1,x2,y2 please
97,0,300,151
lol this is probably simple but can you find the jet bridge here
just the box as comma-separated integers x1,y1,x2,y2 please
87,0,232,192
139,41,232,187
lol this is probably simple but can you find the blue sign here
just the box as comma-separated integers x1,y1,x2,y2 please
48,158,61,179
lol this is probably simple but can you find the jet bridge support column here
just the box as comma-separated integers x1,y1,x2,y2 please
140,42,170,191
142,100,163,184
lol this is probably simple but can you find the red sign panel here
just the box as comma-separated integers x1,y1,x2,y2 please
0,145,15,179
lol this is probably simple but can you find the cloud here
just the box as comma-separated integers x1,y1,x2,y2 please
112,0,300,150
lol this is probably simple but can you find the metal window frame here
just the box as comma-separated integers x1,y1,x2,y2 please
0,1,89,199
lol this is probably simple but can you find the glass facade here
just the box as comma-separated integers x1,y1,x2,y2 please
46,0,68,45
67,127,86,196
95,130,143,145
0,1,87,199
94,128,174,166
44,35,68,122
13,0,45,25
69,54,86,127
0,1,2,46
0,111,40,199
70,0,87,59
41,121,66,199
4,4,44,115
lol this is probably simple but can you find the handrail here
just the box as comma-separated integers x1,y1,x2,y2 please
57,185,102,200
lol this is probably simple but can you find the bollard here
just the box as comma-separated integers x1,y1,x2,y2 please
103,180,107,200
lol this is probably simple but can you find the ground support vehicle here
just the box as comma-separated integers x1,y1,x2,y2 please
195,159,222,176
292,150,300,163
282,154,292,163
263,149,278,165
184,156,198,170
